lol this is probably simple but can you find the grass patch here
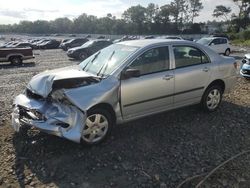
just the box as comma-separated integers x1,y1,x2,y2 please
231,39,250,46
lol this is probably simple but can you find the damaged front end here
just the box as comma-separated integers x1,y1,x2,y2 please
12,90,86,143
11,68,101,143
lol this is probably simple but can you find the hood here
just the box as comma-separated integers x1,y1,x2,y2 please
27,66,99,98
245,54,250,59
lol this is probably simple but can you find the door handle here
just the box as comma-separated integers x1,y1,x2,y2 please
202,67,209,72
163,75,174,80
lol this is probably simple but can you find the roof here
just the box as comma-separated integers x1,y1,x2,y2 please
118,39,194,47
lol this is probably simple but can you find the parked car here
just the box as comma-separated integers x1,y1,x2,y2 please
12,39,237,145
196,37,231,56
38,39,60,49
9,42,33,48
32,39,50,49
240,54,250,80
61,38,89,51
144,35,155,39
0,48,34,65
165,36,183,40
67,39,113,60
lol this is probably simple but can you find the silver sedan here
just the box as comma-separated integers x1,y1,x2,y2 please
12,39,237,145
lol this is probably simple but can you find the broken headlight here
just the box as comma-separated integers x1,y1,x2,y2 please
50,90,72,105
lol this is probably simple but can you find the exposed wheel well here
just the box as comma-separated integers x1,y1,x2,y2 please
87,103,116,123
206,79,225,93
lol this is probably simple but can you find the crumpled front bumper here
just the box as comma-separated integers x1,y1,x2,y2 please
11,94,86,143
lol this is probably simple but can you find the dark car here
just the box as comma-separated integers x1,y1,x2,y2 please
32,39,50,49
67,39,113,60
61,38,89,51
38,40,60,49
9,42,32,48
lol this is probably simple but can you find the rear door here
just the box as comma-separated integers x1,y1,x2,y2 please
120,46,174,119
173,45,212,107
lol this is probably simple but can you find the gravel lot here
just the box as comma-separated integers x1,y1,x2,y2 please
0,48,249,188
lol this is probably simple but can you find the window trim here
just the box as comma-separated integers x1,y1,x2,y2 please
172,45,211,69
126,45,171,77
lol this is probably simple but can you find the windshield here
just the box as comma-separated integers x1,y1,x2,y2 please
79,44,138,77
197,38,212,45
81,40,94,47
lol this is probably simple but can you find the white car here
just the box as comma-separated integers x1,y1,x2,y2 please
197,37,231,56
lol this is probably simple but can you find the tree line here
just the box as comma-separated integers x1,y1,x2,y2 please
0,0,249,35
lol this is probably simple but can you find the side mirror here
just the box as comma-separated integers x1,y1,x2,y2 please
121,68,140,79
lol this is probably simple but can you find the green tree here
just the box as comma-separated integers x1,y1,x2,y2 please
213,5,232,21
188,0,203,23
122,5,147,33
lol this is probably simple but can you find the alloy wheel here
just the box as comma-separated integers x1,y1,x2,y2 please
82,113,109,143
206,89,221,110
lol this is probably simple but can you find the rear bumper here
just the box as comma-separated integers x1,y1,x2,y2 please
12,94,86,143
223,76,237,93
22,55,35,60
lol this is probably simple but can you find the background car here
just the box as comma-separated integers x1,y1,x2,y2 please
240,54,250,80
196,37,231,56
38,39,60,49
67,39,113,60
164,36,183,40
61,38,89,51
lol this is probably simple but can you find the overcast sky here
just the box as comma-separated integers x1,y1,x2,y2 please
0,0,239,24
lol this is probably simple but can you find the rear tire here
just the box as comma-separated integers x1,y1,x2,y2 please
224,49,230,56
81,108,113,145
201,85,223,112
10,56,22,65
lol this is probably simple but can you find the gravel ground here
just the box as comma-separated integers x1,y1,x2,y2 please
0,48,249,188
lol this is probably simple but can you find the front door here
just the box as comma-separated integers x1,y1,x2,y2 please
120,46,174,119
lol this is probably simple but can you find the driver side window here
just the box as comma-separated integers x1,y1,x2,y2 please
130,46,169,75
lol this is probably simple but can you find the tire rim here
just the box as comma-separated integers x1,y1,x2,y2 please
13,58,20,64
82,114,109,143
206,89,221,110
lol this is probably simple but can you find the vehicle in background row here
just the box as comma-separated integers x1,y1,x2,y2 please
12,39,237,145
240,54,250,80
61,38,89,51
38,39,61,49
0,48,34,65
32,39,50,49
67,39,113,60
164,36,183,40
113,35,137,43
196,37,231,56
9,42,33,49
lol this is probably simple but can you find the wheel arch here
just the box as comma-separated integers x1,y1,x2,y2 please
205,79,225,94
87,103,116,124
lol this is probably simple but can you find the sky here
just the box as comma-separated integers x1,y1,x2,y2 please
0,0,239,24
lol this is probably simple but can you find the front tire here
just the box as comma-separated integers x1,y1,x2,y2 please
201,85,222,112
81,108,113,145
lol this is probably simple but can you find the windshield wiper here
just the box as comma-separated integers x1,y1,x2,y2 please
82,51,101,71
97,51,115,77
